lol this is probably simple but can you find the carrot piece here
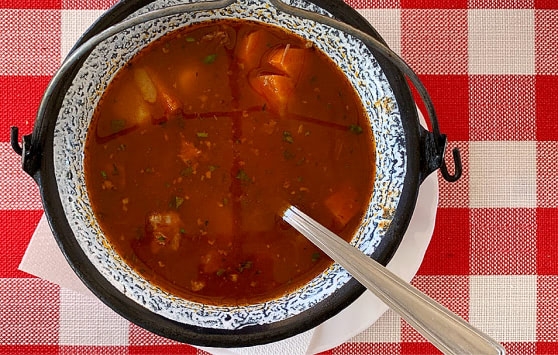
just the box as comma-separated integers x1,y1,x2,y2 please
250,74,294,115
267,45,307,79
236,30,267,70
324,184,360,228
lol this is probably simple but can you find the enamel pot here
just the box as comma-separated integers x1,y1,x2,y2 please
10,0,461,347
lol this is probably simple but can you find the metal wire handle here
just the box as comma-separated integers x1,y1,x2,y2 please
12,0,461,183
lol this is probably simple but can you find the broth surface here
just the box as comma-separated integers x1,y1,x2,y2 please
84,19,375,306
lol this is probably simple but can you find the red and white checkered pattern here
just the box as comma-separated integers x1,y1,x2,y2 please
1,0,557,354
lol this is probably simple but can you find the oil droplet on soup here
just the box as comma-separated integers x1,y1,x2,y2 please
84,19,375,306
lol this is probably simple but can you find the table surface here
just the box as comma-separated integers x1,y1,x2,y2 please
2,0,557,354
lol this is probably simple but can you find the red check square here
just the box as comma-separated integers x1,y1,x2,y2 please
0,75,52,137
400,342,440,355
414,75,469,141
401,9,468,75
469,0,535,8
537,208,558,275
535,0,558,9
536,76,558,140
0,210,43,278
470,75,536,141
417,208,471,276
537,342,558,354
0,0,61,9
536,10,558,74
471,208,537,275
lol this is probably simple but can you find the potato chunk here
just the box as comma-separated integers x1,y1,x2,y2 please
133,68,157,103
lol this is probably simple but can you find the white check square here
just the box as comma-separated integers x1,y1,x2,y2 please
469,141,537,208
468,9,535,75
357,9,401,55
469,275,537,342
59,287,129,346
61,10,105,61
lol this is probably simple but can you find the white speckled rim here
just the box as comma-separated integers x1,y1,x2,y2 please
46,0,418,346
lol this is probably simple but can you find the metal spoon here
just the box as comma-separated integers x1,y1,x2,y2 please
283,205,506,355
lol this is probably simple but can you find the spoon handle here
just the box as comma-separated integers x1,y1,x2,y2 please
283,205,506,355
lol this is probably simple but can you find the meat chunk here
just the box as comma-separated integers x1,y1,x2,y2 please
324,184,360,228
147,211,183,252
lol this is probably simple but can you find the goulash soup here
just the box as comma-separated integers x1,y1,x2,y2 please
84,19,375,306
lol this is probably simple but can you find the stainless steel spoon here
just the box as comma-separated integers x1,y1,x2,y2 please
283,205,506,355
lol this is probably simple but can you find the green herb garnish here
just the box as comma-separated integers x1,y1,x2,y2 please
311,252,321,262
349,124,363,135
236,169,250,183
203,54,217,64
238,260,253,272
197,132,209,138
110,119,126,133
171,196,184,209
181,167,194,176
283,131,294,144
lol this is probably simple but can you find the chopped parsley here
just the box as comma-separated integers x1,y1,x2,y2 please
196,132,209,138
203,54,217,64
311,252,321,262
236,169,250,183
349,124,363,135
282,131,294,144
238,260,253,272
171,196,184,209
110,119,126,133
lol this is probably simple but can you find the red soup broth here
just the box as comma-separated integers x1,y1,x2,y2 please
84,19,375,306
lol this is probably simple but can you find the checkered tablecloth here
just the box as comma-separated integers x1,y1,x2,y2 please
1,0,557,354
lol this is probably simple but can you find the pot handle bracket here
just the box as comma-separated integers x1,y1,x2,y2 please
419,125,462,183
10,126,40,179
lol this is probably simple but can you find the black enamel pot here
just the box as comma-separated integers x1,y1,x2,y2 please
10,0,460,347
